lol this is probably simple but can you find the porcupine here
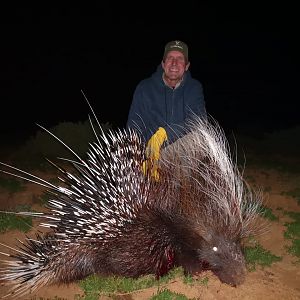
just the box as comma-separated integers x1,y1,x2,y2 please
0,110,264,298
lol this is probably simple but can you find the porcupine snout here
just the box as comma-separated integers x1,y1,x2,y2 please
197,235,247,286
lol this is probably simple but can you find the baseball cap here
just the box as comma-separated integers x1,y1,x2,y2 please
163,40,189,61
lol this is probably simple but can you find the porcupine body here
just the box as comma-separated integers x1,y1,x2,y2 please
0,115,264,298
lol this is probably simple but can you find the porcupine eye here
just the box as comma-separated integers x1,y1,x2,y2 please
212,247,218,252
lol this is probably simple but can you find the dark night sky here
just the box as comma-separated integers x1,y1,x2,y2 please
0,4,298,145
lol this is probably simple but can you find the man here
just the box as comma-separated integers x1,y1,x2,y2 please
127,40,207,145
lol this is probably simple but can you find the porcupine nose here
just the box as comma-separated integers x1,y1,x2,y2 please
221,266,246,286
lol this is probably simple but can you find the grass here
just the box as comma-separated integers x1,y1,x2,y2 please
182,274,209,287
79,267,210,299
150,288,192,300
182,274,194,285
0,213,32,233
0,205,33,233
259,205,279,221
35,192,52,205
0,176,26,194
29,297,70,300
198,276,209,286
29,295,84,300
281,188,300,205
244,243,282,271
283,211,300,259
80,267,184,299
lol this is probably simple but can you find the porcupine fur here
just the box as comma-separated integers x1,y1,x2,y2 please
0,112,264,298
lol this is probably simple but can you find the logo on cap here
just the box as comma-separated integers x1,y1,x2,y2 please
171,41,183,50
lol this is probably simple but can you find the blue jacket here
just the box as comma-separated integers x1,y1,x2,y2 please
127,65,207,143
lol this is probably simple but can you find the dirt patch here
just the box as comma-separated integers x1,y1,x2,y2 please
0,167,300,300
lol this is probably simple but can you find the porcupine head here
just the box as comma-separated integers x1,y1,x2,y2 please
196,229,246,286
169,191,248,286
170,211,246,287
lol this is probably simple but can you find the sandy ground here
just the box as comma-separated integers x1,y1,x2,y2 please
0,167,299,300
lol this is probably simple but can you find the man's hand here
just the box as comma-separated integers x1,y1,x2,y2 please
142,127,167,180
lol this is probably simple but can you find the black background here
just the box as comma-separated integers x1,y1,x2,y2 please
0,4,297,144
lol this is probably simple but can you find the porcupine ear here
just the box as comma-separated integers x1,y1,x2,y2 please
188,221,213,243
201,230,213,242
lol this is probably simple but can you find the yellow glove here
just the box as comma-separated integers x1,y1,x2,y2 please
142,127,167,181
146,127,168,160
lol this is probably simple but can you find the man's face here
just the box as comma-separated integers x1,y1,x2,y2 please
162,51,190,81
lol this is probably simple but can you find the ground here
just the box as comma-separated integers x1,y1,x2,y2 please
0,167,299,300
